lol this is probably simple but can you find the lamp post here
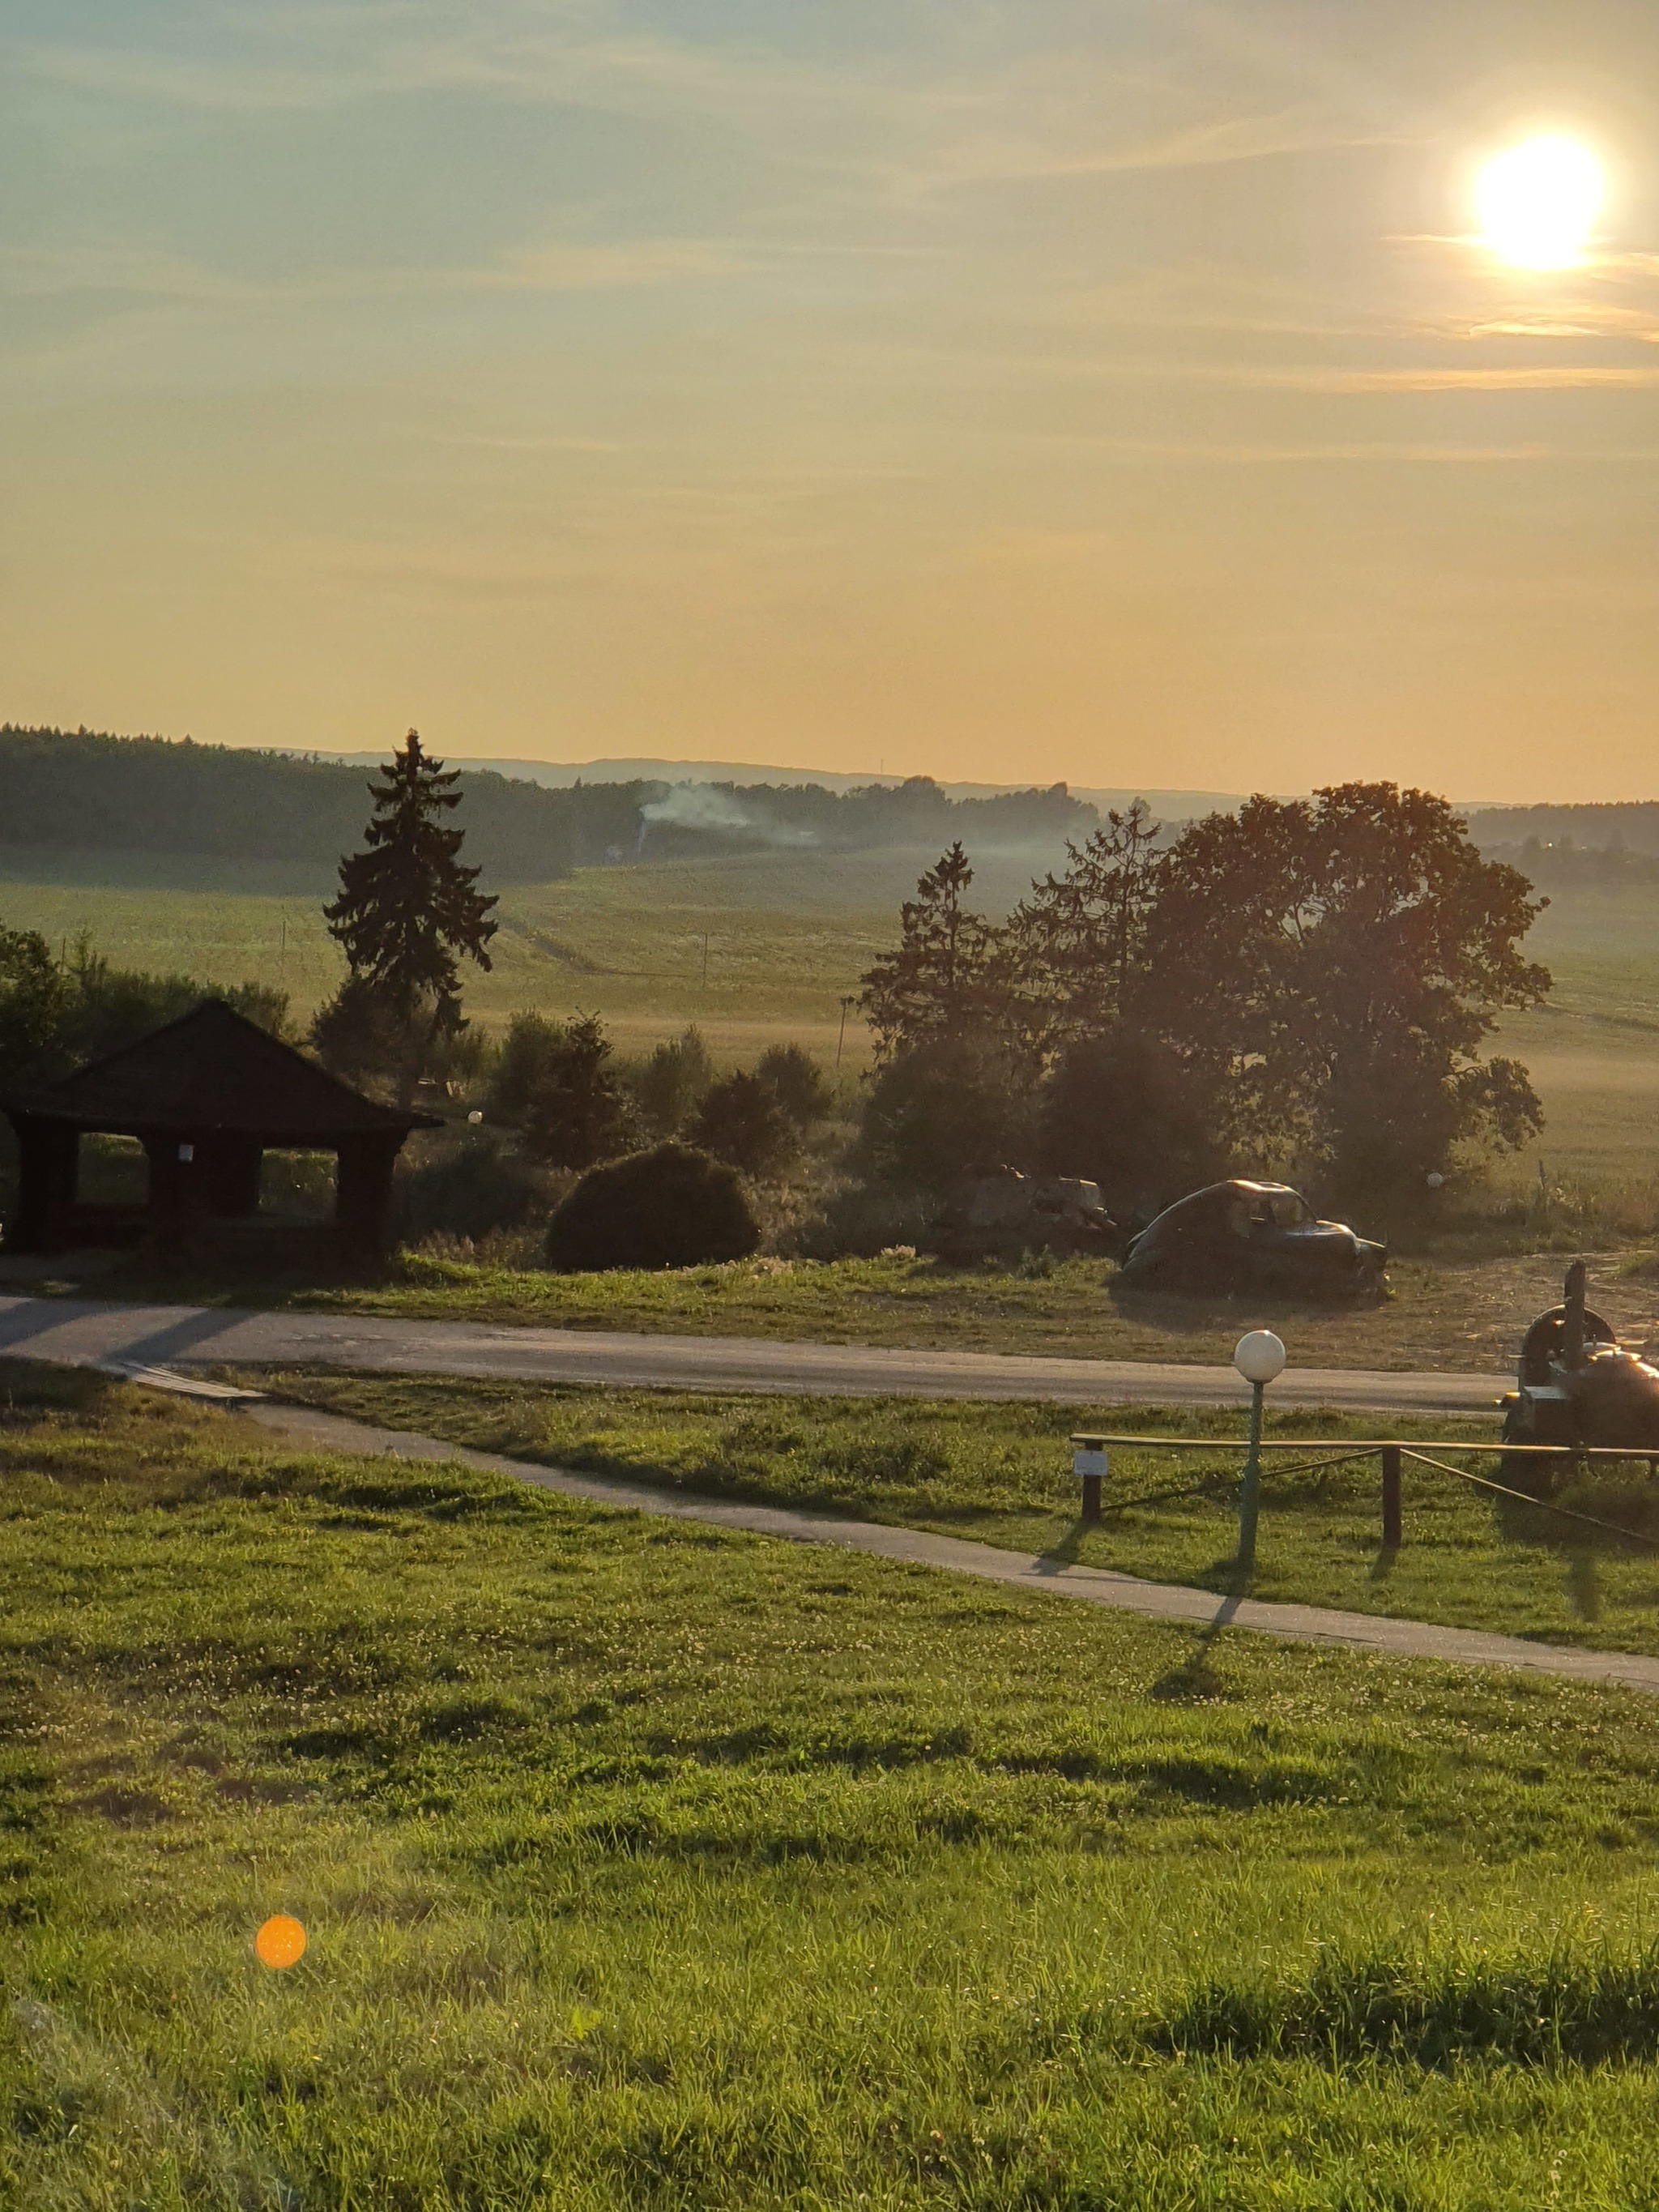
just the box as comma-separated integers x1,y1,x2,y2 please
1233,1329,1286,1574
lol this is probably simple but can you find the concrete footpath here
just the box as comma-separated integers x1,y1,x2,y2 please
0,1293,1512,1418
241,1395,1659,1700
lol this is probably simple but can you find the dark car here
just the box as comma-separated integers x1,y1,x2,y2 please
1120,1179,1385,1297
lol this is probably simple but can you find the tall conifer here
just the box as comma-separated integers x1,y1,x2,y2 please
318,730,497,1099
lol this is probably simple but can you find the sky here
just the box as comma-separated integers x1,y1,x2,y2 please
5,2,1659,800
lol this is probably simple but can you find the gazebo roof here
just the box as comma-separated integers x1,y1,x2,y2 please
3,1000,440,1139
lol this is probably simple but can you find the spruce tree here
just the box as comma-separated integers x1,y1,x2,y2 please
857,843,1007,1061
318,729,497,1100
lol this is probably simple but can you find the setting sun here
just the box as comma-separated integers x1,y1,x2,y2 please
1475,135,1603,269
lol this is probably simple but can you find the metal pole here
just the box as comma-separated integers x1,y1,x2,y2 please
836,996,853,1068
1237,1379,1265,1571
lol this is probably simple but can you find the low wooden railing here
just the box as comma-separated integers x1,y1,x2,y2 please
1068,1433,1659,1552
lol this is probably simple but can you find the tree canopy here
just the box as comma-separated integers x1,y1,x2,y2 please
857,784,1551,1212
859,843,1008,1062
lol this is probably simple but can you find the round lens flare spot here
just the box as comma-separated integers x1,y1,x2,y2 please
254,1915,308,1971
1475,136,1603,269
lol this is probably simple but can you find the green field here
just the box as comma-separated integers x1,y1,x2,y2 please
2,846,1657,1176
257,1368,1659,1659
9,1364,1659,2209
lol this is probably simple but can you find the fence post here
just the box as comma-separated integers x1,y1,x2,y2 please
1381,1445,1402,1549
1073,1446,1107,1522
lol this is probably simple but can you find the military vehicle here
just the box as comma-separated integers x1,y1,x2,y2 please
1500,1259,1659,1491
933,1168,1117,1262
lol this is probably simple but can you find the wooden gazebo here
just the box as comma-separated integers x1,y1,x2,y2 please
1,1000,437,1260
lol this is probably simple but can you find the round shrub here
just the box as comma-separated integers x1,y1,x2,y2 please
544,1142,761,1272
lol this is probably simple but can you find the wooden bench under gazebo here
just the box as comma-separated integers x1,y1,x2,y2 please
1,1000,438,1262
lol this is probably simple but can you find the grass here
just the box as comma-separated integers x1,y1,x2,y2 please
6,845,1659,1140
9,1361,1659,2206
0,848,907,1067
245,1369,1659,1659
101,1243,1652,1374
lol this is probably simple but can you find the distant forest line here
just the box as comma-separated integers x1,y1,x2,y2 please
0,725,1653,890
0,727,1095,885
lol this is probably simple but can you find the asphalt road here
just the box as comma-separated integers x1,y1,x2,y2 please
0,1294,1512,1417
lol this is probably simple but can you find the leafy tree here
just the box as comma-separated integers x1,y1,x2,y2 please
56,939,289,1066
0,929,290,1087
690,1071,797,1178
633,1026,714,1139
859,844,1010,1061
0,929,70,1080
852,1038,1033,1199
1144,783,1549,1202
318,729,498,1102
519,1013,637,1170
1007,801,1162,1048
754,1043,834,1130
1037,1028,1226,1222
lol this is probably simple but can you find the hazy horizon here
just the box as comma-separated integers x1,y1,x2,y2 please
6,2,1659,801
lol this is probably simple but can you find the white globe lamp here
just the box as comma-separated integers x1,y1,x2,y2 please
1234,1330,1286,1386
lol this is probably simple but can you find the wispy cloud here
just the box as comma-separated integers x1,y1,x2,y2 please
0,233,748,311
1250,364,1659,393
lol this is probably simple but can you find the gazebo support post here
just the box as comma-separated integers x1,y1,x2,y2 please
335,1133,403,1260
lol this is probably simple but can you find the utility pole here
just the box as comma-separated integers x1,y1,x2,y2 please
836,995,856,1068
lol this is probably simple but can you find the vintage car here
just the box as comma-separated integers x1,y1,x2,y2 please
1119,1178,1385,1297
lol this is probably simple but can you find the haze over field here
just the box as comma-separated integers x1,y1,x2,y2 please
6,2,1659,796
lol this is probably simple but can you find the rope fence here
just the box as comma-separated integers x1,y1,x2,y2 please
1068,1432,1659,1554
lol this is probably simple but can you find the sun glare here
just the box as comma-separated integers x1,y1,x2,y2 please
1475,136,1603,269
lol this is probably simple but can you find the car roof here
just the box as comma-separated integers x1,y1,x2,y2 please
1137,1179,1303,1237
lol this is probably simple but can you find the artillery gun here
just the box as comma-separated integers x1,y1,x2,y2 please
1499,1259,1659,1491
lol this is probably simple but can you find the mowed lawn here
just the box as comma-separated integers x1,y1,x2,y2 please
253,1369,1659,1659
6,1365,1659,2207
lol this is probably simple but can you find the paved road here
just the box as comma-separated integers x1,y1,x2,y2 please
244,1398,1659,1697
0,1292,1512,1417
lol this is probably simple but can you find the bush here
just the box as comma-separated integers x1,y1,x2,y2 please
633,1027,714,1138
853,1038,1033,1200
485,1012,565,1123
518,1014,638,1169
795,1179,940,1259
396,1132,557,1245
755,1043,834,1129
690,1071,798,1177
544,1142,761,1271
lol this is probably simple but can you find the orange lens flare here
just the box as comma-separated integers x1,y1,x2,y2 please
254,1915,308,1971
